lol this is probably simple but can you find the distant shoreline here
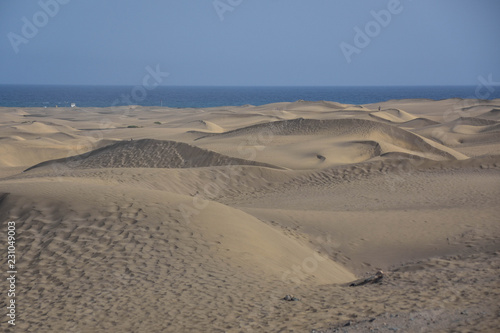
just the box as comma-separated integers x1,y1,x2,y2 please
0,97,499,111
1,85,500,108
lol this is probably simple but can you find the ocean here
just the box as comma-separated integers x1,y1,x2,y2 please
1,85,499,109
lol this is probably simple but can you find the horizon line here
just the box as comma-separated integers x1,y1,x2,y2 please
0,83,492,88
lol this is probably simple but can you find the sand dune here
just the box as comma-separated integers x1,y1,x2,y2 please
477,108,500,120
449,116,498,127
1,99,499,332
188,120,224,133
284,100,352,111
415,116,500,147
369,108,417,123
193,118,465,169
1,135,26,141
395,117,440,128
368,110,440,129
24,138,281,171
0,141,72,168
480,122,500,133
12,121,63,134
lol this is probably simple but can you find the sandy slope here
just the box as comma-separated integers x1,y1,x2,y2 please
1,99,499,332
24,139,282,171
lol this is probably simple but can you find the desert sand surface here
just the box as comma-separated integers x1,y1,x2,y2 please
1,98,500,332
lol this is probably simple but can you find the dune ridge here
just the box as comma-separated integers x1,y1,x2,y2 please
24,138,282,172
192,118,465,169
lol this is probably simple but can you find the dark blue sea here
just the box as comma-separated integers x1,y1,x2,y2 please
1,85,499,108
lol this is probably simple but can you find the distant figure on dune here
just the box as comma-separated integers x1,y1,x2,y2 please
378,106,381,111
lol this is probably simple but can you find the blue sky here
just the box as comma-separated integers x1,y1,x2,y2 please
1,0,499,86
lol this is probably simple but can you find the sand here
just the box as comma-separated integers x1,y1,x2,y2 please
0,98,499,332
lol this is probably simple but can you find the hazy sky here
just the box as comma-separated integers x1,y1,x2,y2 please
1,0,499,86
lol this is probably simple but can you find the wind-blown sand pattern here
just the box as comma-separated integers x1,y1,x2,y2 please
1,99,499,332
